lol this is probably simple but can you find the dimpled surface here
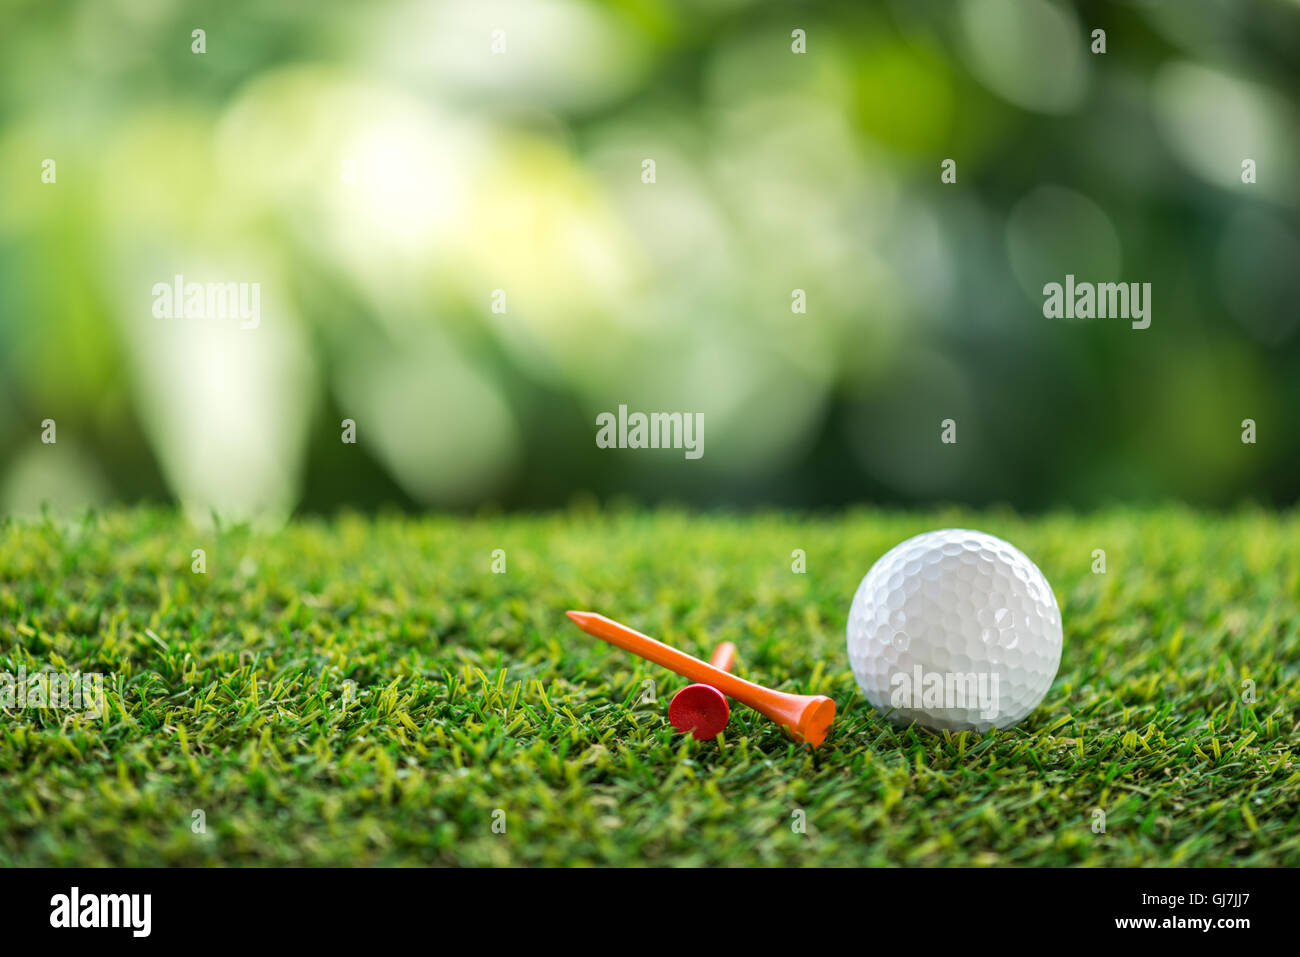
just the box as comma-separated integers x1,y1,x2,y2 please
846,529,1062,731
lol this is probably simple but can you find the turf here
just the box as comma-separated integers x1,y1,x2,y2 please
0,506,1297,866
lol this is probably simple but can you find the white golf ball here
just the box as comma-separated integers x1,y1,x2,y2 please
846,529,1062,731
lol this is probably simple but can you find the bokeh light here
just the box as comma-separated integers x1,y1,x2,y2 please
0,0,1297,516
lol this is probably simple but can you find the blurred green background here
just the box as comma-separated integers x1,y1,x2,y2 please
1,0,1298,521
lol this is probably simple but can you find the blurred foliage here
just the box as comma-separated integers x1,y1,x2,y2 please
1,0,1298,518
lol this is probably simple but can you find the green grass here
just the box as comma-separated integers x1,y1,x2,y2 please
0,505,1297,866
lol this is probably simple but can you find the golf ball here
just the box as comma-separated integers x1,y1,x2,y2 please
846,529,1062,732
